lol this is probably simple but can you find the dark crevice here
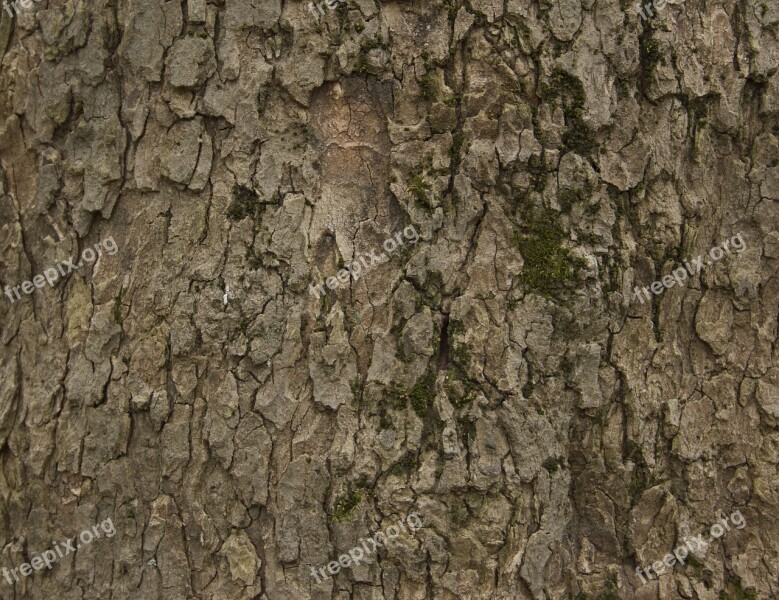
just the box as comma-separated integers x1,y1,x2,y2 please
437,312,450,371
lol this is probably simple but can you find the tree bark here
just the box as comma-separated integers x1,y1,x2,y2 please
0,0,777,598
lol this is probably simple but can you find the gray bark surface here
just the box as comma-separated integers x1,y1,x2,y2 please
0,0,777,598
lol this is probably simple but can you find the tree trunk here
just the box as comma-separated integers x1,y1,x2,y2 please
0,0,777,598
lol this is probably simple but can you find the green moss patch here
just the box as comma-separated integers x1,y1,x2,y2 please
720,580,758,600
227,185,264,221
408,167,434,212
513,209,586,295
562,119,598,155
444,368,477,408
542,456,566,472
541,68,598,156
383,370,437,419
331,490,363,521
419,71,439,101
390,452,419,476
112,288,126,325
439,0,458,18
409,370,436,417
542,68,586,114
627,468,663,503
447,319,470,368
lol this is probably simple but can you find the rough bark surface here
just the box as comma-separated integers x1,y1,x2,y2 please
0,0,777,598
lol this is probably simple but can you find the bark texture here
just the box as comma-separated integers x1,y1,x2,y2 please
0,0,777,598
